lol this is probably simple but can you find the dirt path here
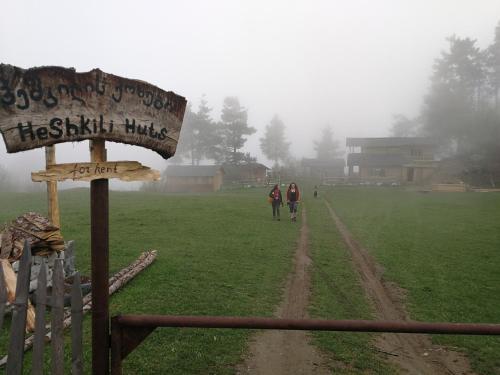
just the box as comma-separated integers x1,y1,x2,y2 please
324,200,476,375
237,208,331,375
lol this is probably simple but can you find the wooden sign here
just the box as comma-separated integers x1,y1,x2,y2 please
0,64,186,159
31,161,160,182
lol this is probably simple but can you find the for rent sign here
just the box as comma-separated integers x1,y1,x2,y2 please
0,64,186,159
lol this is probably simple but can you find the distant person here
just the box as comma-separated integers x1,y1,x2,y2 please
268,184,283,220
286,182,300,222
314,185,318,198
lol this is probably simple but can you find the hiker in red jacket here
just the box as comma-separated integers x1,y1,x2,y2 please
286,182,300,222
268,184,284,220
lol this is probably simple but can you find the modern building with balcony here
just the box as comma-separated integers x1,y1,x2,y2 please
346,137,439,184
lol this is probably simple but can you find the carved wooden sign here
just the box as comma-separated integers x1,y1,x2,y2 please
0,64,187,159
31,161,160,182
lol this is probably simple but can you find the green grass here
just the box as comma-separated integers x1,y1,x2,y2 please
3,186,498,374
0,188,299,374
304,192,395,374
321,187,500,375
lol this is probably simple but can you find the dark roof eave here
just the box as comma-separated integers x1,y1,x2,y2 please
346,137,437,147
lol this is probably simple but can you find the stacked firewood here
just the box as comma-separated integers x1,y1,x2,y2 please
0,212,65,332
0,212,65,261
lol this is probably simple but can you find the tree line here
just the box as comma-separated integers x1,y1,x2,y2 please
175,96,342,168
391,21,500,182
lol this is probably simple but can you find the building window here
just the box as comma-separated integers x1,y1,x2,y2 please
410,148,423,159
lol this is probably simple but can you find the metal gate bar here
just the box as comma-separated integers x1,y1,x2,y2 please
110,314,500,374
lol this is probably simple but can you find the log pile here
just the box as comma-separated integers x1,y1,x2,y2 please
0,212,64,260
0,212,64,332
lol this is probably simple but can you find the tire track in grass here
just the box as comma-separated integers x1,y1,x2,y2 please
236,208,331,375
324,199,475,375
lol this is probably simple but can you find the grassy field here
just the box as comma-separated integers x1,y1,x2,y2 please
0,188,300,374
321,187,500,375
1,187,499,374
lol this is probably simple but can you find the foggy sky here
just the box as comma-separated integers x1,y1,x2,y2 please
1,0,500,189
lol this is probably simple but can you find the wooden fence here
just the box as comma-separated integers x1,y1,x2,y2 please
1,240,83,375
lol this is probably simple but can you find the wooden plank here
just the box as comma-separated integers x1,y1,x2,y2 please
32,261,47,375
50,259,64,375
6,241,31,375
45,146,60,228
0,64,186,159
0,259,36,332
32,161,160,182
63,240,76,277
1,259,18,301
0,265,6,332
71,272,83,375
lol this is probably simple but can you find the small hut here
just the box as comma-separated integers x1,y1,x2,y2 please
222,163,270,186
301,158,345,180
165,165,224,192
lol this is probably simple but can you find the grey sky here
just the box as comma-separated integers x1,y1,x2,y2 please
1,0,500,188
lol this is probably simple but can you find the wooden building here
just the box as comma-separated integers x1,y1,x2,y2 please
301,158,345,180
346,137,438,184
165,165,224,192
222,163,270,186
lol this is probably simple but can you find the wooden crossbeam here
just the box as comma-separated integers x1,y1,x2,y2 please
32,161,160,182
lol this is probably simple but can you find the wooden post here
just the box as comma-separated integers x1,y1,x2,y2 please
32,261,47,375
90,139,109,375
45,146,60,228
51,259,64,375
110,317,122,375
6,241,31,375
71,272,84,375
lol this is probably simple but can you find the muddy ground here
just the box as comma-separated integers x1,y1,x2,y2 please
237,201,475,375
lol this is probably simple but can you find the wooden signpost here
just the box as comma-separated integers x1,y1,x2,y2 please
0,64,184,158
0,64,186,374
45,145,60,228
32,161,160,182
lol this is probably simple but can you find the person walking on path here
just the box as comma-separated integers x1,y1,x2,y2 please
286,182,300,222
269,184,284,220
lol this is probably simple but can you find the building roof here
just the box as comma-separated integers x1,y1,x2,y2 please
166,165,224,177
301,158,345,168
346,137,436,148
347,153,411,167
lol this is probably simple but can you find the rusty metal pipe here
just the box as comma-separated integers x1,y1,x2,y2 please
116,315,500,336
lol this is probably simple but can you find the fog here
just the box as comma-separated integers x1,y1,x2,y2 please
1,0,500,189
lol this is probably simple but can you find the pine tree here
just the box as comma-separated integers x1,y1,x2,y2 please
259,115,290,167
486,22,500,109
175,96,221,165
314,126,341,160
218,97,256,165
194,95,221,163
423,35,487,152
